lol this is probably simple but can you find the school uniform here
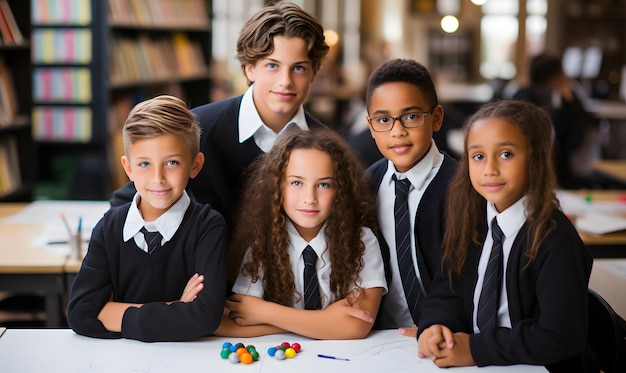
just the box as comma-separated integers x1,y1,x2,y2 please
110,85,325,227
231,220,387,308
367,141,458,328
68,191,228,342
418,197,595,372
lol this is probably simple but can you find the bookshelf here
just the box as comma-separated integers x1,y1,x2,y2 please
558,0,626,100
0,0,32,202
31,0,212,200
107,0,212,190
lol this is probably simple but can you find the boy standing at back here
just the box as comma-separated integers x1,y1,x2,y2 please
366,59,457,332
111,2,329,229
68,95,228,342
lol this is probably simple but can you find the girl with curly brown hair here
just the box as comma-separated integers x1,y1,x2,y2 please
214,127,387,339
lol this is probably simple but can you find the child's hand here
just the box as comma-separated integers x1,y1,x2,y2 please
179,273,204,303
398,324,418,338
417,324,454,359
431,332,474,368
325,297,374,324
226,294,267,326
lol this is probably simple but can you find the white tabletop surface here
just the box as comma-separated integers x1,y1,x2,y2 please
0,328,546,373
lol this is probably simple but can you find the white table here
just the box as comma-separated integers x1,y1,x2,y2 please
589,259,626,319
0,329,546,372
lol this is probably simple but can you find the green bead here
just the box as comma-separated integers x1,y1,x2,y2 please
220,348,231,359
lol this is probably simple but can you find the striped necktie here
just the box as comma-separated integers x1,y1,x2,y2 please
393,174,424,322
140,227,162,254
302,245,321,310
477,217,504,331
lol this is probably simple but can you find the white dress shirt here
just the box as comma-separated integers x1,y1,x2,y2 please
238,85,309,152
378,140,443,328
232,220,387,309
122,191,191,252
472,196,528,333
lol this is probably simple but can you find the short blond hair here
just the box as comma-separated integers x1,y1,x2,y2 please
122,95,201,157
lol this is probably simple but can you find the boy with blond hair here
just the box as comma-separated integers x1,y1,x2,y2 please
68,95,227,342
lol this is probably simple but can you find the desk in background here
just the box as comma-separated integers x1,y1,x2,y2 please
0,201,109,327
0,329,546,373
0,224,66,327
557,190,626,258
593,160,626,187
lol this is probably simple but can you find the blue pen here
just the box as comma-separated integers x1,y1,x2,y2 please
317,354,350,361
77,217,82,233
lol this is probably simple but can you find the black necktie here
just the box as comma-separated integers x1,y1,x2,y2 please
302,245,321,310
393,175,423,322
477,217,504,331
140,227,162,254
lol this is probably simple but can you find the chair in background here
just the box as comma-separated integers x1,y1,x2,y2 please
587,289,626,373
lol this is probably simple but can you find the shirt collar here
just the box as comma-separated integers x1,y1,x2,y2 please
286,219,327,257
238,84,308,144
486,195,528,238
123,191,191,242
385,139,442,191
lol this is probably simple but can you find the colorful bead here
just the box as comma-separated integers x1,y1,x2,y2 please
267,346,277,357
228,352,240,364
222,341,261,364
240,353,253,364
268,341,302,360
285,347,296,358
274,349,286,360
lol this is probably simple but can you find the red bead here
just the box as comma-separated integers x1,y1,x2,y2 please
290,342,301,353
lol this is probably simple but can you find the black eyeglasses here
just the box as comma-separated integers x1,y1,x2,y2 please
367,108,434,132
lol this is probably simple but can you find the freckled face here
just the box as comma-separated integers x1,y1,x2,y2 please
245,36,317,131
121,134,204,221
367,82,443,173
281,148,335,242
467,117,529,212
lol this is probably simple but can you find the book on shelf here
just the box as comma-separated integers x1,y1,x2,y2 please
0,56,18,126
0,0,23,45
32,106,92,142
31,0,91,25
0,136,21,195
109,33,208,85
33,67,92,103
108,0,209,28
32,28,93,64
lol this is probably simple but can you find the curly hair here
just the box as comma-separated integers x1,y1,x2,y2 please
442,100,559,278
228,127,378,306
236,2,329,81
365,59,439,110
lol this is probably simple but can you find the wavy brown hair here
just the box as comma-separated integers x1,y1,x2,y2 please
228,127,377,306
236,1,329,82
442,100,559,278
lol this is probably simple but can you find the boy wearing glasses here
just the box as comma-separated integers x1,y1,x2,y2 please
366,59,458,333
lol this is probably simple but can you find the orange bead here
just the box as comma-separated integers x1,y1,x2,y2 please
240,352,253,364
236,347,248,356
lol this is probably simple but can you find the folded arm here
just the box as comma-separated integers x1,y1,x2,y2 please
227,287,383,339
98,273,205,332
